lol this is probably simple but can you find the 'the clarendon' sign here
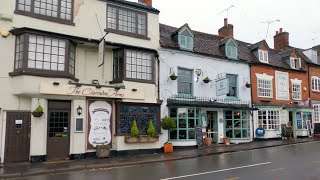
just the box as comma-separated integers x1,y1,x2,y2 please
40,83,144,100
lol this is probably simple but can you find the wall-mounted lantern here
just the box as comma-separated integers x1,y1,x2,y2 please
77,106,83,116
195,68,203,82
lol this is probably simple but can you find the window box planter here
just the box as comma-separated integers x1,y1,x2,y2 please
164,143,173,153
96,144,110,158
124,135,159,144
32,111,44,117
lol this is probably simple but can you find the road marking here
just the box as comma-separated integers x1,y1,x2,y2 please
160,162,271,180
264,168,285,173
225,177,239,180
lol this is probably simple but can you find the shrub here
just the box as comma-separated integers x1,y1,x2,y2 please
204,76,210,80
170,71,176,76
161,116,176,131
35,105,43,113
147,120,156,136
130,119,139,138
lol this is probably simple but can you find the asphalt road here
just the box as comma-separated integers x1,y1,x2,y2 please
15,142,320,180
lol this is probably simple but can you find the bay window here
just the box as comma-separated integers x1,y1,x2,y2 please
169,108,201,140
116,103,160,135
225,110,250,139
257,110,280,130
112,49,155,83
107,5,147,38
15,0,74,25
11,33,76,78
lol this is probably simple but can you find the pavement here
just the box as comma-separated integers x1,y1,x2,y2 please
0,137,317,179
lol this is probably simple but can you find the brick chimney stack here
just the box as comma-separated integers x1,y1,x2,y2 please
274,28,289,51
218,18,234,37
138,0,152,7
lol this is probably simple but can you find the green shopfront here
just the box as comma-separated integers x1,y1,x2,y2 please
166,96,255,147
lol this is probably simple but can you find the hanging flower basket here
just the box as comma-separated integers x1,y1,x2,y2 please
203,79,210,83
245,83,252,88
32,111,44,117
32,105,44,117
169,75,178,80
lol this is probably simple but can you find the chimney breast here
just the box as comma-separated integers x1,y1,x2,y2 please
274,28,289,51
218,18,234,38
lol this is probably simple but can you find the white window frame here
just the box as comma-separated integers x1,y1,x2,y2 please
256,73,273,98
258,50,268,63
314,104,320,122
290,58,301,69
257,110,280,130
311,76,320,92
291,79,302,100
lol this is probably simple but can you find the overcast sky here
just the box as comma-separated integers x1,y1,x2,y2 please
130,0,320,49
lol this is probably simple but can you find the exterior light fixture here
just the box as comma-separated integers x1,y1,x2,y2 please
77,106,83,116
132,88,137,92
195,69,203,82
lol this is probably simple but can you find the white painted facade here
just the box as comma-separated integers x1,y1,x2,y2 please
159,48,253,146
0,0,162,163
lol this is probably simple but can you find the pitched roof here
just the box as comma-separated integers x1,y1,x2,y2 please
250,40,269,51
106,0,160,14
171,23,193,37
159,23,307,71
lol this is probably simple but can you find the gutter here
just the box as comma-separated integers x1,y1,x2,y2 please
155,51,160,102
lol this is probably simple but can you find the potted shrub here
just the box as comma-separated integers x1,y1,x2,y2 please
203,76,210,83
223,137,230,145
32,105,44,117
161,116,176,153
125,119,140,143
147,120,159,142
169,71,178,80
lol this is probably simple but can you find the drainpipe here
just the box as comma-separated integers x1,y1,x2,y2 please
249,64,255,141
308,64,311,104
155,51,160,102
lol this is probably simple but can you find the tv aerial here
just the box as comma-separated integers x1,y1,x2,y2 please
260,19,280,39
218,5,235,19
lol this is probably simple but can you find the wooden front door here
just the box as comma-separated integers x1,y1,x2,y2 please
4,112,31,163
47,101,71,161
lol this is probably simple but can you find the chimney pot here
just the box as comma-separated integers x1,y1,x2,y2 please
139,0,152,7
224,18,228,26
280,28,283,33
276,31,279,35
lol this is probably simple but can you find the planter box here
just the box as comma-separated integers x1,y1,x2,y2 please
124,136,159,144
96,145,110,158
204,137,212,146
169,75,178,80
164,143,173,153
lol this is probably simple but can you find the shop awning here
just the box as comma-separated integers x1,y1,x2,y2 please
166,95,258,110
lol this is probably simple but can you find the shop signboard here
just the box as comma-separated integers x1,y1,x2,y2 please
306,120,312,137
195,126,204,148
216,78,229,96
40,83,144,100
275,71,289,100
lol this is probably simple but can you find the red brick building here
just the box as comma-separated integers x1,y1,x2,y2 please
250,29,313,139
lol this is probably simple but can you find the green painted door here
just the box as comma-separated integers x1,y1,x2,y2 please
207,111,218,143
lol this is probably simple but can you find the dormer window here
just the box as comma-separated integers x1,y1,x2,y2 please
290,58,301,69
259,50,268,63
225,39,238,59
178,28,194,51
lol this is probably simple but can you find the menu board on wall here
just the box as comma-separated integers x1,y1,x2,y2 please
275,71,289,100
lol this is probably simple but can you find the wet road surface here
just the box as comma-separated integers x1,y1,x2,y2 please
14,142,320,180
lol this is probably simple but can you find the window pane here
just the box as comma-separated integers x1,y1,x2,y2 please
125,50,153,81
